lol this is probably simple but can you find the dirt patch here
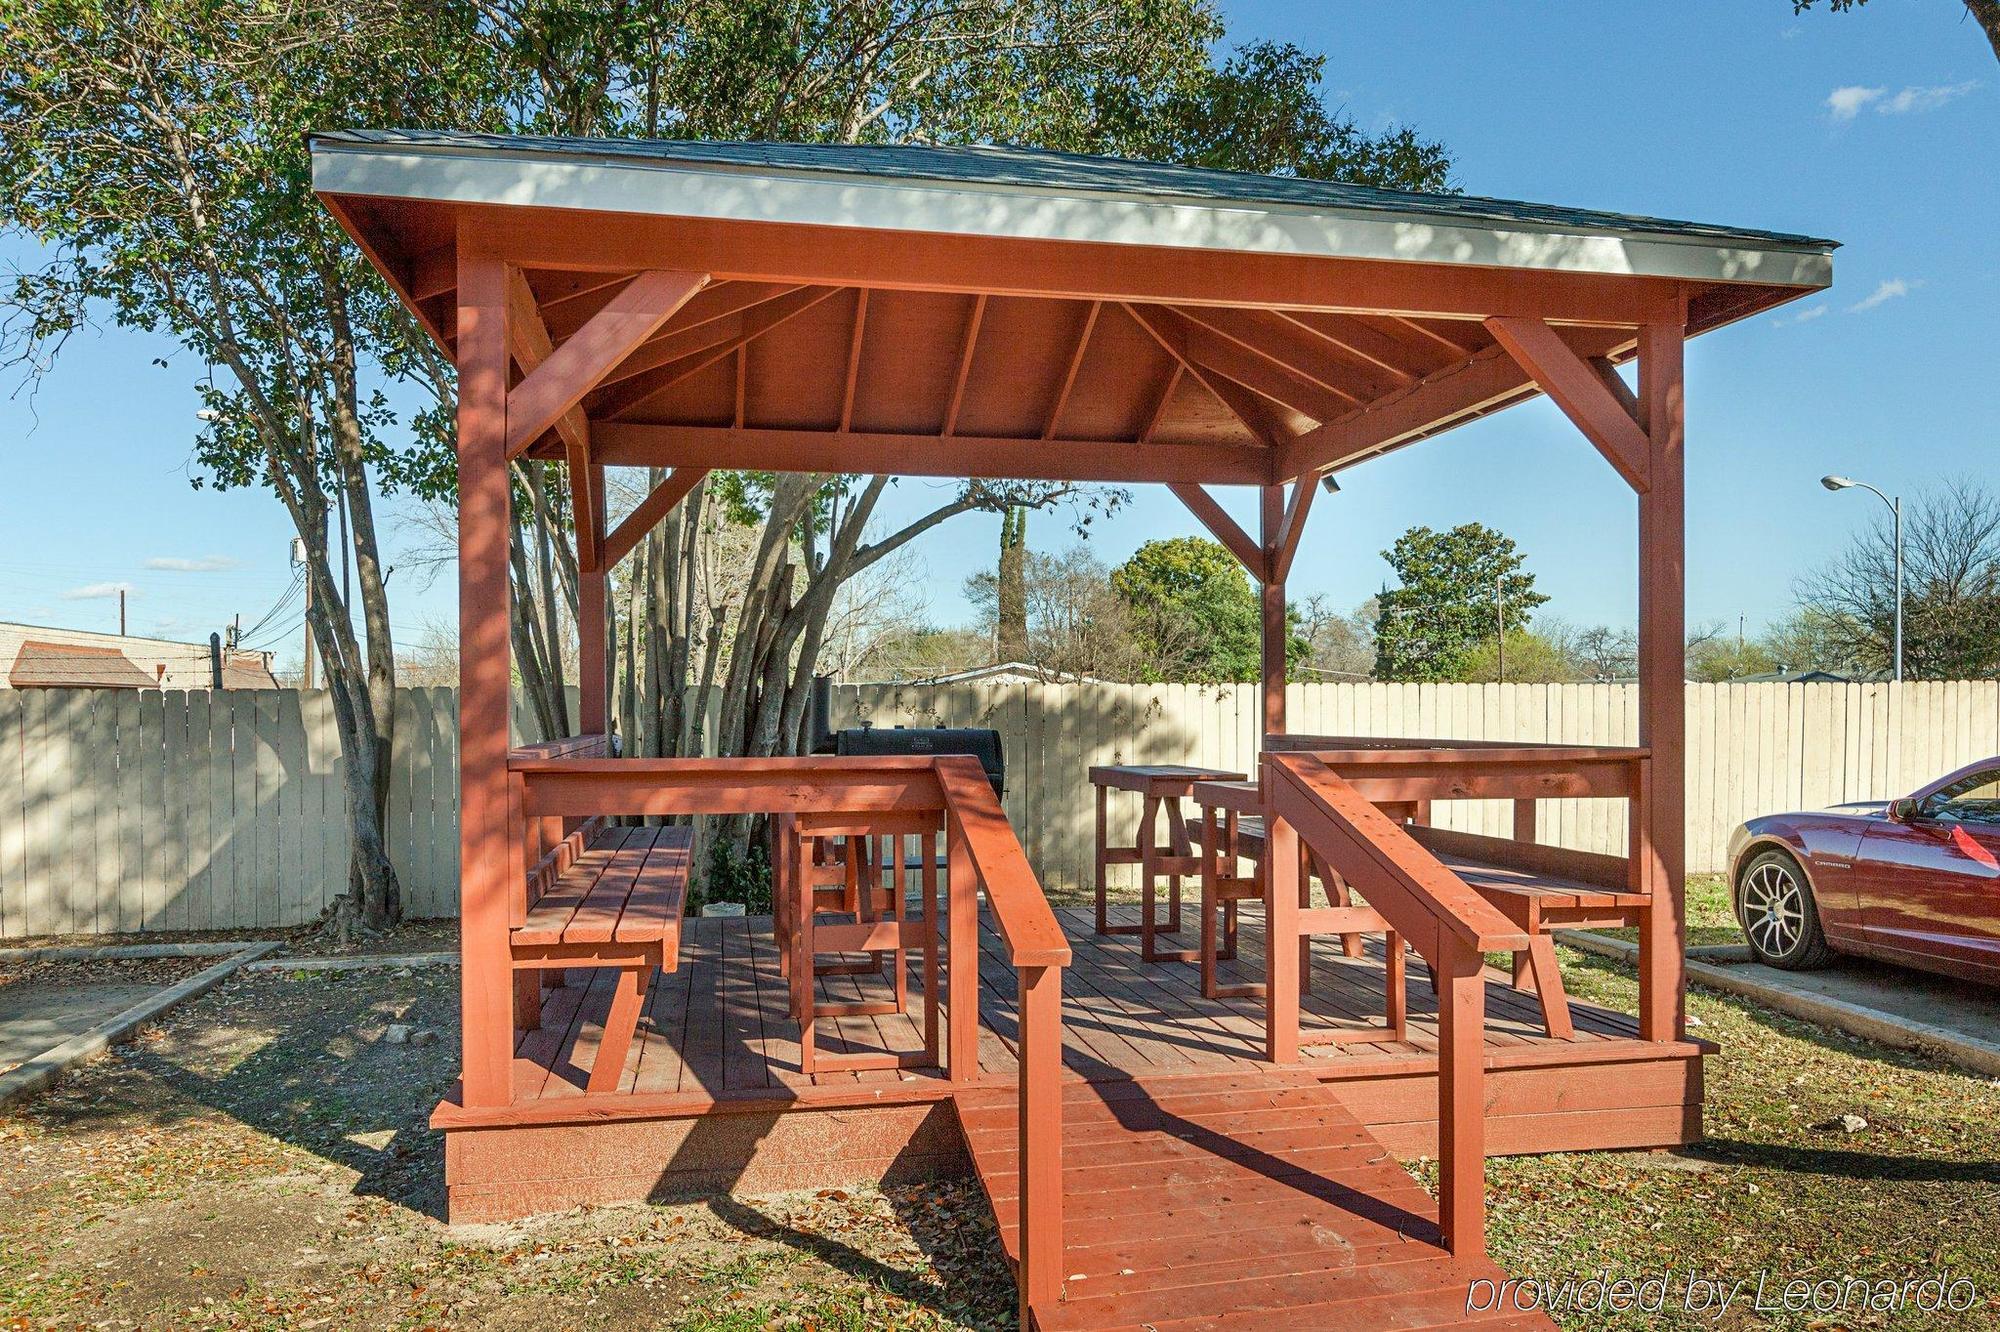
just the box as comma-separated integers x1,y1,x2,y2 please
0,954,218,992
0,967,1010,1330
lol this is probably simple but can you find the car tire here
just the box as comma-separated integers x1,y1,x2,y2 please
1735,848,1836,970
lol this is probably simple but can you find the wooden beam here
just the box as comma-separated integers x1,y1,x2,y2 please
593,282,813,387
1123,302,1290,455
1272,310,1429,386
942,293,987,436
1044,300,1101,439
1137,363,1181,445
452,233,516,1109
1636,316,1686,1043
595,285,841,420
1484,316,1651,493
504,269,707,458
1169,483,1266,579
460,205,1689,325
1269,475,1318,585
504,267,601,568
1176,305,1393,402
1274,325,1633,482
838,289,870,432
603,467,709,568
1134,304,1357,423
1259,483,1287,737
591,422,1268,485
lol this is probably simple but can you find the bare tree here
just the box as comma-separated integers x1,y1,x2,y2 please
969,545,1143,681
1797,478,2000,679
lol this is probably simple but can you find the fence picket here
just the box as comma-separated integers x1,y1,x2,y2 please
4,681,1999,936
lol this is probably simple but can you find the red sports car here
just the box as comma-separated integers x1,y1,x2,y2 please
1727,757,2000,984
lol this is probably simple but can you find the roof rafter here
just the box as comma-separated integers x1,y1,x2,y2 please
942,293,987,436
594,285,842,420
1173,305,1394,403
1043,300,1101,439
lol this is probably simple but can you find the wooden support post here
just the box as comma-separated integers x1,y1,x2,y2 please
455,238,517,1109
577,562,608,735
947,812,981,1080
1259,483,1287,739
1512,798,1537,843
1436,941,1487,1258
1263,792,1300,1063
1016,962,1063,1326
1636,317,1687,1043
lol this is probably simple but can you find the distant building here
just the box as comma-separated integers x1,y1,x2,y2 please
0,622,278,691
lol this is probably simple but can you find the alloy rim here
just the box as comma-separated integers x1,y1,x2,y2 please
1742,861,1805,957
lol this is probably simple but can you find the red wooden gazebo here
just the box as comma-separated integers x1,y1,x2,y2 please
314,130,1832,1330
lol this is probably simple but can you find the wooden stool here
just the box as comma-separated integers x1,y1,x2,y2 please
783,811,941,1075
1089,764,1245,962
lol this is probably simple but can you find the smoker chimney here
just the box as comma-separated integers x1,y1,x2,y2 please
808,674,836,754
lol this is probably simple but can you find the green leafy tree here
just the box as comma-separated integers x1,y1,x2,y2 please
0,0,495,931
1373,524,1549,682
1111,536,1307,682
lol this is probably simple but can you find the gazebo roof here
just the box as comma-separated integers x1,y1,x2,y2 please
312,130,1835,486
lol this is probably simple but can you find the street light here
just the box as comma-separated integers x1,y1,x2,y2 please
1820,474,1903,682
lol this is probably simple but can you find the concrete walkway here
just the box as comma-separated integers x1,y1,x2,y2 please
1723,954,2000,1048
0,984,162,1073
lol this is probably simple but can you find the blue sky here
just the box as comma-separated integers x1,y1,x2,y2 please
1,0,1990,671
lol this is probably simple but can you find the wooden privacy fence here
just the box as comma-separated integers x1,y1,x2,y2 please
2,681,1997,937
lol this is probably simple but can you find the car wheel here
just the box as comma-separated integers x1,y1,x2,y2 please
1735,849,1835,970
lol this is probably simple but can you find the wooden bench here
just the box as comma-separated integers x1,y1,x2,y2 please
511,823,691,1093
1407,823,1647,1040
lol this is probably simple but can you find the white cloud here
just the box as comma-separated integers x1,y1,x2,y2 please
1774,303,1830,327
62,581,135,601
1828,80,1979,120
1826,85,1883,119
1849,278,1917,312
145,555,239,572
1878,80,1979,114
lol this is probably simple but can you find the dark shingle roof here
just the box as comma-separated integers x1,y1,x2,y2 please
312,129,1837,252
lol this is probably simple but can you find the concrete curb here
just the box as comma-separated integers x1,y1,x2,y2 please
0,940,285,1110
240,952,458,973
0,941,278,965
1555,931,1752,964
1556,930,2000,1080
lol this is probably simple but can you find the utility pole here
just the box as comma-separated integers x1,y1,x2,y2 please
290,536,314,690
118,588,126,636
1495,571,1506,683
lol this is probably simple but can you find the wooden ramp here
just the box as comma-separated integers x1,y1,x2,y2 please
955,1069,1553,1331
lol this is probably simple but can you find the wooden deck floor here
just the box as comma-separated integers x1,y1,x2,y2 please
500,903,1664,1108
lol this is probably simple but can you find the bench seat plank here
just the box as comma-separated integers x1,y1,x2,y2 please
566,827,662,943
616,828,693,948
1428,852,1647,912
514,826,633,946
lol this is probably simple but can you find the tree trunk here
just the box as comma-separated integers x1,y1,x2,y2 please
998,505,1029,661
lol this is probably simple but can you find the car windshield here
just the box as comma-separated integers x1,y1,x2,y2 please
1925,770,2000,827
